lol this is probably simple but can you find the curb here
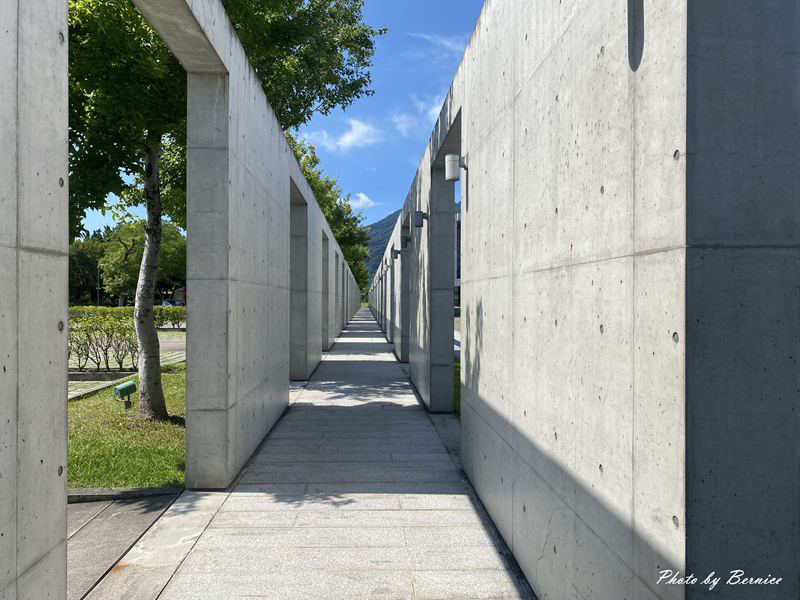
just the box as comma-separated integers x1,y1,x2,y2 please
68,487,184,504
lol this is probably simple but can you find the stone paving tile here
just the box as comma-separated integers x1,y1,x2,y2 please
87,492,227,600
67,500,112,538
90,310,533,599
159,572,414,600
239,463,462,484
290,509,486,529
282,546,508,572
192,527,408,549
68,496,175,600
303,481,468,495
413,570,533,600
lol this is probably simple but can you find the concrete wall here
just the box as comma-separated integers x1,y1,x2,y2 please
132,0,359,489
0,1,69,598
369,1,800,598
1,1,360,594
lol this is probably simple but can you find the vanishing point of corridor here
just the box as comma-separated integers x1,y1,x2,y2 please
89,309,534,600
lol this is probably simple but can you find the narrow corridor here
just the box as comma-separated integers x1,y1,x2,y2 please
90,309,533,600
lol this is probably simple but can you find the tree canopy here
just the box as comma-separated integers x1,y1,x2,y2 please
69,0,384,252
287,134,370,291
101,221,187,302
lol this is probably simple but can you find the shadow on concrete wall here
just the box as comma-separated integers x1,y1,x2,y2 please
462,296,685,600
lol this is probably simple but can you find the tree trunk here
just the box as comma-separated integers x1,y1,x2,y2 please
135,134,168,420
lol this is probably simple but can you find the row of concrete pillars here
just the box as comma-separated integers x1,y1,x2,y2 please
1,1,361,597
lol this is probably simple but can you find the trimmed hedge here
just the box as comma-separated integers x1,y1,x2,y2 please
68,306,186,371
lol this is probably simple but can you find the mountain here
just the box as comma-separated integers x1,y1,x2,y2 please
365,202,461,282
365,209,401,281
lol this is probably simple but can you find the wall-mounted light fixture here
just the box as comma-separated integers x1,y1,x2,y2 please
414,210,428,228
445,154,467,182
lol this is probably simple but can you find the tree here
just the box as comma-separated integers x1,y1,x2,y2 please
69,232,107,305
287,134,370,290
221,0,385,130
101,221,186,303
69,0,382,419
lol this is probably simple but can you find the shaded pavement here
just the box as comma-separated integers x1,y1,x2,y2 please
87,309,534,599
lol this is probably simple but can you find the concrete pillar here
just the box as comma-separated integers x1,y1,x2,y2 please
342,266,347,328
682,2,800,590
395,241,411,363
427,173,455,412
321,233,330,350
388,249,396,344
289,182,311,380
410,172,455,413
184,72,237,489
335,253,341,336
1,1,69,597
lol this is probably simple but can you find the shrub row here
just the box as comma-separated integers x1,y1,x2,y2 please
67,306,186,371
69,305,186,329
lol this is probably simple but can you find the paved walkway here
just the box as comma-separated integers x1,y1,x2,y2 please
89,309,533,600
67,494,177,600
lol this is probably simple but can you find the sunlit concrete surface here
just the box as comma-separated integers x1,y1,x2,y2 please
369,2,800,598
88,310,534,600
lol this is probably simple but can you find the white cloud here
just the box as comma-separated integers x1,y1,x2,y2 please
350,192,378,210
412,94,444,122
408,33,467,58
303,118,381,153
391,113,416,138
390,92,445,138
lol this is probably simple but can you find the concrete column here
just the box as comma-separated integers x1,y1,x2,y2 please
289,183,310,380
388,249,396,344
395,243,410,362
426,173,455,412
0,1,69,597
682,3,800,591
321,234,330,350
342,266,347,328
185,72,235,489
335,253,341,336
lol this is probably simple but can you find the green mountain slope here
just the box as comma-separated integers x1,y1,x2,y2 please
365,202,461,282
365,209,401,280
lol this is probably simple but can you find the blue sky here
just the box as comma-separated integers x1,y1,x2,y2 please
81,0,484,232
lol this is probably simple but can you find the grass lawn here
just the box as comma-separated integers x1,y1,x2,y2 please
453,356,461,419
67,363,186,489
156,329,186,342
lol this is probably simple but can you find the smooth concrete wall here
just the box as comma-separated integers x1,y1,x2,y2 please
0,1,69,598
321,234,331,350
132,0,358,490
684,3,800,594
289,185,310,379
369,1,799,598
371,161,454,412
5,0,359,593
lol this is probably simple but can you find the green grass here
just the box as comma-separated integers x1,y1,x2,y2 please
453,356,461,419
67,363,186,489
156,329,186,342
